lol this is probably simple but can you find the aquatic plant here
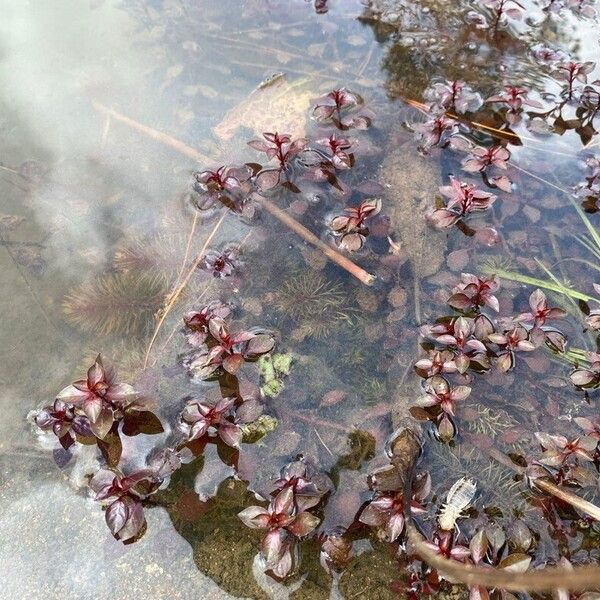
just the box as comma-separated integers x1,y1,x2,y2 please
257,352,292,398
574,155,600,211
514,288,567,350
481,0,525,28
192,164,254,214
459,143,513,192
249,132,307,170
315,133,355,170
273,270,354,339
427,176,497,229
312,88,371,130
34,355,163,467
414,349,458,377
555,60,596,101
184,315,275,380
539,0,597,17
200,244,242,278
570,351,600,387
413,113,458,151
488,325,536,371
238,458,329,577
486,85,543,125
113,233,191,279
183,300,231,347
414,375,472,417
329,198,382,251
447,273,500,313
424,79,482,113
179,395,262,449
35,399,93,448
359,471,429,542
89,466,164,542
464,403,516,438
531,431,597,485
63,272,168,337
428,317,489,373
54,355,138,439
248,131,307,191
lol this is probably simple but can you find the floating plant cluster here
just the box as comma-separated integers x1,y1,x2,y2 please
27,0,600,589
411,276,571,440
192,87,381,253
238,457,331,577
413,50,599,231
33,301,278,543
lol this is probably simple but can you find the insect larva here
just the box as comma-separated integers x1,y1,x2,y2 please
437,477,477,531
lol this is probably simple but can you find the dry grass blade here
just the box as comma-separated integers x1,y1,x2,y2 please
91,101,376,286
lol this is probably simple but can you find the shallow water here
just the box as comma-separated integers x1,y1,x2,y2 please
2,1,600,598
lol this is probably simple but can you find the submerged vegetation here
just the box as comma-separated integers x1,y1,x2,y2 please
14,0,600,598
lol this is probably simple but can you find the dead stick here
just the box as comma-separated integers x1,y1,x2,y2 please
92,101,212,163
396,432,600,592
256,197,376,285
91,101,376,286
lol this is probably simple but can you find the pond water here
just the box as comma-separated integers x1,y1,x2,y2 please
2,0,600,598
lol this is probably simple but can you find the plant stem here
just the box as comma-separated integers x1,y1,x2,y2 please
143,212,226,369
91,102,376,286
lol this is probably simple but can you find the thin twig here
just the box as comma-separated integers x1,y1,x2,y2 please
143,212,227,369
91,102,377,286
256,196,376,285
0,164,20,176
357,41,376,78
149,227,253,367
173,212,198,291
92,101,212,163
314,428,334,457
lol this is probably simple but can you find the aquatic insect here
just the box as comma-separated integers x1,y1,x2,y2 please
437,476,477,531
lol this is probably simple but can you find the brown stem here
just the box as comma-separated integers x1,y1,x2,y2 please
255,196,376,285
394,431,600,592
91,101,376,286
464,437,600,522
143,212,227,369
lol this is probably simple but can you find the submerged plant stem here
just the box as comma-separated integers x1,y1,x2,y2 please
143,212,226,369
256,197,376,285
91,102,376,286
